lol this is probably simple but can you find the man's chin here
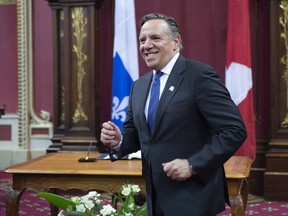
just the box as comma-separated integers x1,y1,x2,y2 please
145,61,157,69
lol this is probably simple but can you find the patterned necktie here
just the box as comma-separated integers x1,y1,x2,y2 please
148,71,163,132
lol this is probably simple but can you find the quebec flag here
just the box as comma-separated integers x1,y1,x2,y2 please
111,0,139,130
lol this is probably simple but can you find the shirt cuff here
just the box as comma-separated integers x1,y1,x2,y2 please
189,164,197,175
111,135,123,151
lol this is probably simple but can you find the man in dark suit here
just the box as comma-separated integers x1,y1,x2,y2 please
100,13,247,216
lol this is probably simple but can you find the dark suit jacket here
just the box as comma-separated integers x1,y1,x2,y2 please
110,55,247,216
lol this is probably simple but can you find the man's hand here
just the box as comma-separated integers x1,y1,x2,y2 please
162,159,194,181
100,121,121,148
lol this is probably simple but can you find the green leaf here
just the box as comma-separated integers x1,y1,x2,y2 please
62,211,87,216
36,192,76,211
135,202,148,216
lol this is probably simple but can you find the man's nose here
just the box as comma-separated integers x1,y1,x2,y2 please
143,39,153,48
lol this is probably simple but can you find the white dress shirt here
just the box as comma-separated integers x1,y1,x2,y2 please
144,52,180,120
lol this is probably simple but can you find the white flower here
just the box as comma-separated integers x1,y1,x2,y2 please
42,184,146,216
128,203,134,210
131,184,140,193
76,203,86,212
81,195,90,203
121,184,140,196
84,200,95,210
100,204,116,216
121,185,132,196
87,191,99,197
71,196,79,202
57,210,65,216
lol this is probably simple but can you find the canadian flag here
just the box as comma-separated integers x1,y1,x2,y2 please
225,0,256,160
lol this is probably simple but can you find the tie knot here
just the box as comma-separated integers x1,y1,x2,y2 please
154,71,163,80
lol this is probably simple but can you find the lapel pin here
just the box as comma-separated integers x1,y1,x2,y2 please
169,86,175,92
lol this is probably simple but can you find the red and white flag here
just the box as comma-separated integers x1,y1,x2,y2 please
225,0,256,160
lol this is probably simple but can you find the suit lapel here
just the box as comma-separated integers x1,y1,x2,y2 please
153,55,186,135
138,72,153,135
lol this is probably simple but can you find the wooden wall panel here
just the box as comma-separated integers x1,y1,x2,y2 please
264,0,288,200
47,0,105,152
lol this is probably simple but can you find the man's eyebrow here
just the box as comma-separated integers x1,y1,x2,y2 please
150,34,161,38
139,33,164,41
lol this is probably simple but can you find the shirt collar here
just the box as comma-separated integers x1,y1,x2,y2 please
153,52,180,76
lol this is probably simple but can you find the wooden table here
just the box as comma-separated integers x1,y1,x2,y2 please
4,153,145,216
224,156,252,216
4,153,251,216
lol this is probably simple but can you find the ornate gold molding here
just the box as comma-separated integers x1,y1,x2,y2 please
17,0,53,144
17,0,29,147
280,1,288,128
71,7,88,124
60,10,65,124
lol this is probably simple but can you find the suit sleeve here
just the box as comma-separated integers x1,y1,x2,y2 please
187,65,247,183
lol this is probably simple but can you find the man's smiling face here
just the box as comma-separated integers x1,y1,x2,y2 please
139,19,179,71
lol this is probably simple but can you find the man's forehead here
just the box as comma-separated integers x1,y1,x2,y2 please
141,19,167,28
139,20,169,36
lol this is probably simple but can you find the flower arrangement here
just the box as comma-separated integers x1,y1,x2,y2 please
36,183,147,216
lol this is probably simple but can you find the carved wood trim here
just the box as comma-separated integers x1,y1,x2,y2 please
47,0,104,151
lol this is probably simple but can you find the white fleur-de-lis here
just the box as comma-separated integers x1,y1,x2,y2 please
112,96,129,122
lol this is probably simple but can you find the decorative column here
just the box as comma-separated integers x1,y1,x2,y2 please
265,0,288,200
47,0,105,152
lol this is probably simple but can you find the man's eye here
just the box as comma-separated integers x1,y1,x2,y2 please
152,37,161,41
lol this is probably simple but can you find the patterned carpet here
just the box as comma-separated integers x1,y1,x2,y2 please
1,171,288,215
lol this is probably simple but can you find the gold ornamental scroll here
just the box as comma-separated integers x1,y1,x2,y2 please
71,7,88,124
60,10,65,124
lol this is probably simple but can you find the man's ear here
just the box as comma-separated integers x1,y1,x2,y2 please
173,36,180,50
